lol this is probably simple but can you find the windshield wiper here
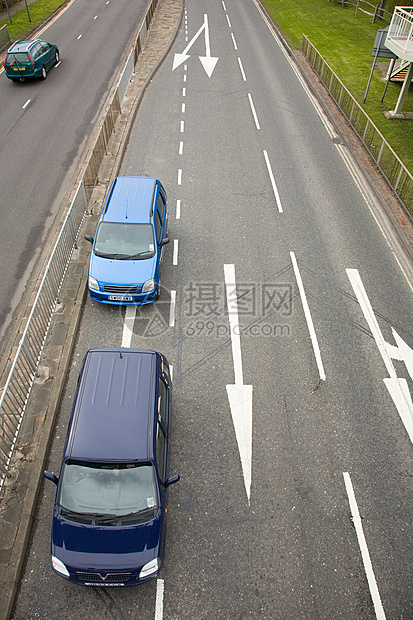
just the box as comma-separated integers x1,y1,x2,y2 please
117,251,153,260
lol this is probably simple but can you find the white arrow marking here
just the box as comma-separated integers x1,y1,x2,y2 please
347,268,413,439
224,264,253,504
173,14,219,77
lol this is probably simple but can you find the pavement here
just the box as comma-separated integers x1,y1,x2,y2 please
0,1,412,619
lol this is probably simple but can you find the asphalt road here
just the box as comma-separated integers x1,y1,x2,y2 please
0,0,149,355
11,0,413,618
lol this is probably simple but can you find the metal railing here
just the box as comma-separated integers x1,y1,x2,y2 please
0,0,159,494
301,34,413,217
0,182,87,486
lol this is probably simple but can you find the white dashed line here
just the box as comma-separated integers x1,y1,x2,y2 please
231,33,238,50
169,291,176,327
173,239,179,265
248,93,260,129
238,58,246,81
22,99,31,109
263,150,283,213
176,200,181,220
178,169,182,185
179,141,184,155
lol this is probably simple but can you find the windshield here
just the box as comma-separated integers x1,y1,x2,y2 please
58,461,158,525
94,222,155,259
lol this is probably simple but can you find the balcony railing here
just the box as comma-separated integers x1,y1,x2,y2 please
385,6,413,61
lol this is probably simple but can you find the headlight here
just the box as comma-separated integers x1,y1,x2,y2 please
142,279,156,293
52,556,70,577
139,557,159,579
88,276,99,291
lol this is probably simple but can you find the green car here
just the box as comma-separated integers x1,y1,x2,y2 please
4,39,59,82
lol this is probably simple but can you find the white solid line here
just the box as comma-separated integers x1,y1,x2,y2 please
169,291,176,327
22,99,31,109
238,58,247,81
170,364,173,382
224,264,244,386
248,93,260,129
346,269,396,379
263,150,283,214
179,141,183,155
343,473,386,619
180,120,185,133
226,14,231,28
122,306,136,348
290,252,326,381
154,578,164,620
173,239,178,265
231,33,238,50
178,169,182,185
176,199,181,219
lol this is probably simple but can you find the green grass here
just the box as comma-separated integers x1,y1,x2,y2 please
1,0,67,42
261,0,413,174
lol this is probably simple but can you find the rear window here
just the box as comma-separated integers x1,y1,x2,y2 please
6,52,30,64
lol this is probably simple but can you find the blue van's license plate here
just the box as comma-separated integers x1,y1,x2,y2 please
109,296,133,302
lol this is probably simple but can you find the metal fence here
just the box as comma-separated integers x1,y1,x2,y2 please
301,34,413,217
0,182,87,487
0,0,159,493
0,24,10,51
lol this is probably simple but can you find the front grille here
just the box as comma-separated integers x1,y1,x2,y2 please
76,572,132,583
103,285,138,294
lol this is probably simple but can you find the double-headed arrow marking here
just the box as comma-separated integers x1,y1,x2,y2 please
224,264,253,504
173,14,219,78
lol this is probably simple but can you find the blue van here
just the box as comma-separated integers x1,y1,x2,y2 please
85,176,169,305
44,348,179,587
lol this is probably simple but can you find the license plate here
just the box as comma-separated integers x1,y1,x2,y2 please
109,296,133,302
13,67,25,71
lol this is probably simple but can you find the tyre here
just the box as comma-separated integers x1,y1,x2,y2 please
41,65,47,80
55,51,59,64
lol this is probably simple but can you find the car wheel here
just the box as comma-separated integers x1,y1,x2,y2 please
41,65,47,80
55,51,59,64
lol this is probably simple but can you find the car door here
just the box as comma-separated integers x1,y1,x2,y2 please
40,42,54,70
155,371,171,554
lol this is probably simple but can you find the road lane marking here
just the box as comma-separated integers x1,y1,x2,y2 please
231,33,238,50
122,305,136,348
155,578,164,620
178,169,182,185
343,473,386,620
263,150,283,213
169,290,176,327
173,239,178,265
180,120,185,132
224,264,253,503
22,99,31,109
182,87,186,96
248,93,260,129
182,103,186,113
226,14,232,28
290,252,326,381
238,57,247,81
176,199,181,219
347,268,413,442
179,141,184,155
77,34,82,40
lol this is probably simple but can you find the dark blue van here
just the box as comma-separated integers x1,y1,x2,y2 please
44,348,179,587
85,176,169,305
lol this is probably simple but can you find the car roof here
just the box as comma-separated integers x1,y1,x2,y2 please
68,348,157,462
103,176,159,224
7,40,41,53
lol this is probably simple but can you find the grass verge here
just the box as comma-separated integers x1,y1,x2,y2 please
1,0,67,43
261,0,413,174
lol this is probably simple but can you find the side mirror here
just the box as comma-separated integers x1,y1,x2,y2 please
160,237,169,247
43,470,58,485
164,474,180,488
84,235,94,244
